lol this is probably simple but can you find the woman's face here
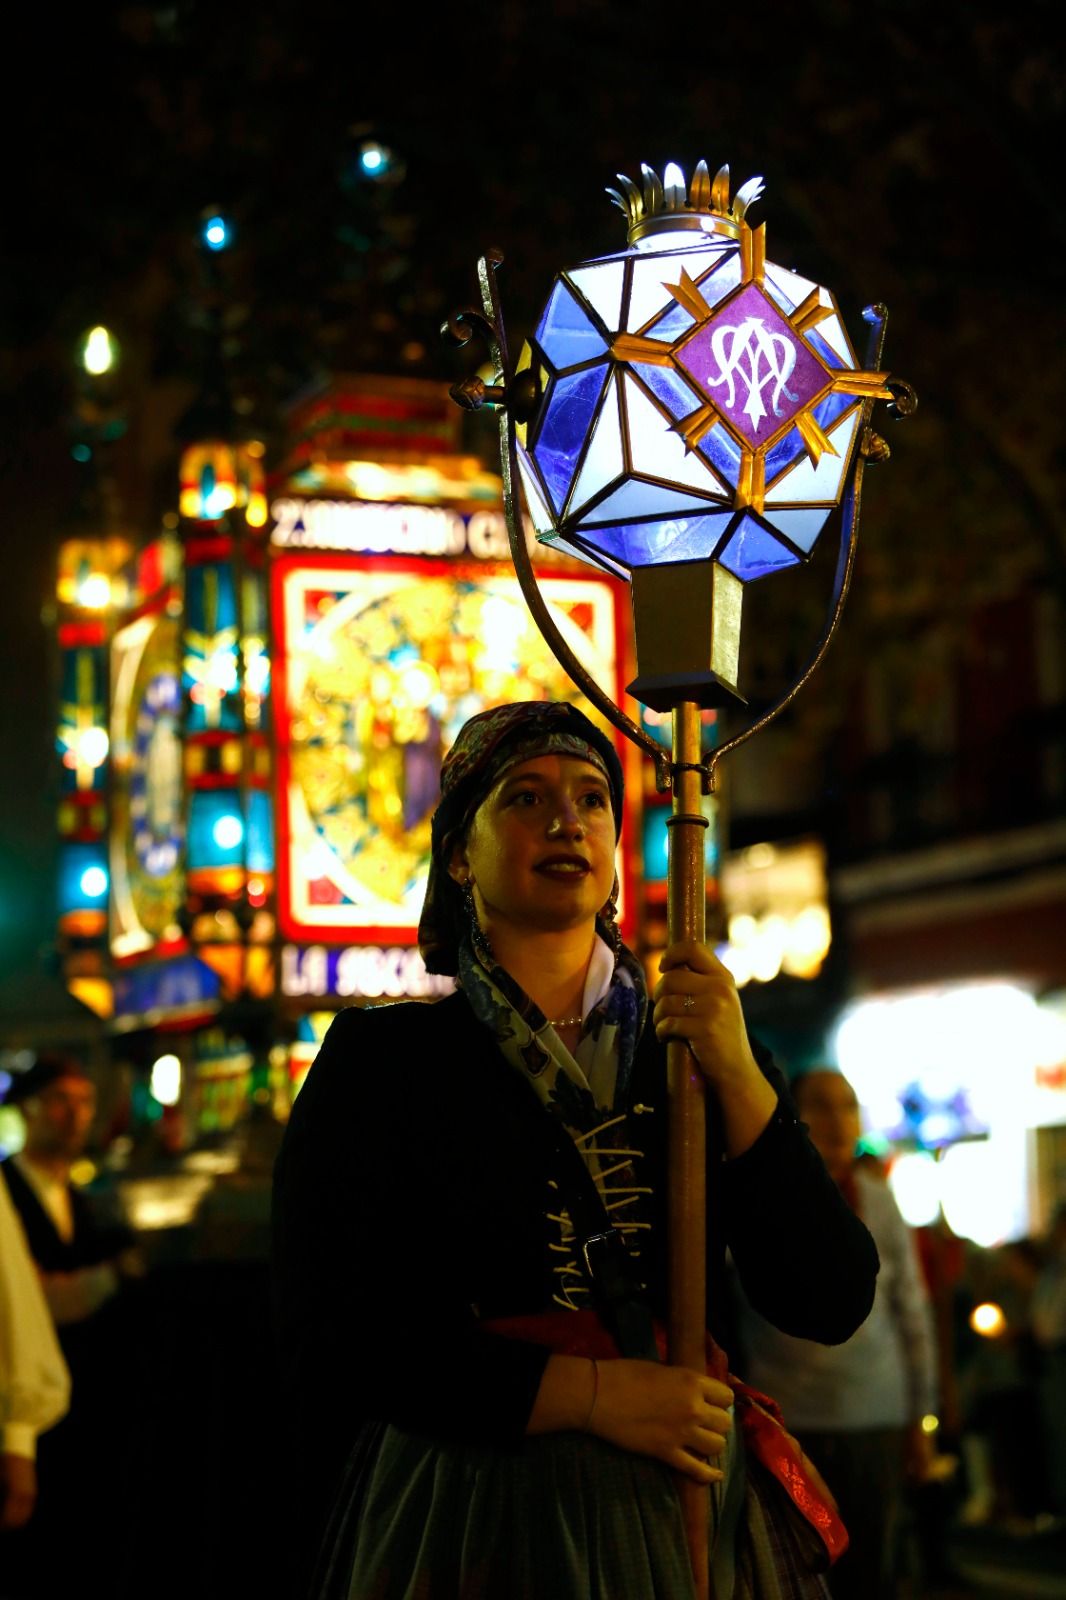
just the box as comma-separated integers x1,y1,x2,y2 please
450,754,617,938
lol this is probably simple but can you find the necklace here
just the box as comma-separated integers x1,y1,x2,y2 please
549,1014,583,1028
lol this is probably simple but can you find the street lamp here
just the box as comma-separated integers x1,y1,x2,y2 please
445,158,914,1595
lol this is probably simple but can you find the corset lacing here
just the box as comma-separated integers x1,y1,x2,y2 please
547,1107,653,1311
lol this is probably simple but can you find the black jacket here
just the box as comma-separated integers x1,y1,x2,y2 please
272,991,878,1497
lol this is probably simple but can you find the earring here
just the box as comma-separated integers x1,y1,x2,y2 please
598,874,622,961
462,879,495,967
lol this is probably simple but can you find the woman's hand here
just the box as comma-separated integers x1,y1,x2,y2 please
653,939,778,1157
588,1359,734,1485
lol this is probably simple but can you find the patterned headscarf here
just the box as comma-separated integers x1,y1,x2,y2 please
418,701,624,976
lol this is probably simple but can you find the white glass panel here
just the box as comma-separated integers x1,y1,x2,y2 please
814,310,857,369
550,533,628,579
761,507,830,554
569,377,624,512
764,262,817,313
568,261,626,333
518,450,556,536
697,251,741,310
583,479,720,524
624,377,727,494
627,249,732,332
764,409,861,505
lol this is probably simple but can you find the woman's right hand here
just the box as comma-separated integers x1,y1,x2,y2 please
587,1359,733,1484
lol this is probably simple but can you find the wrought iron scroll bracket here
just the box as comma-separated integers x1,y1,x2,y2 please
443,250,672,791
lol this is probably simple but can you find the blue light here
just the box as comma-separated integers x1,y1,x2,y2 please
359,143,388,176
80,865,108,899
202,214,231,252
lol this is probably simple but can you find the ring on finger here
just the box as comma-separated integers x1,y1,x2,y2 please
683,993,695,1012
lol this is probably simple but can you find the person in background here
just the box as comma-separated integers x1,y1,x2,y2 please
736,1068,937,1600
0,1055,144,1597
0,1171,70,1534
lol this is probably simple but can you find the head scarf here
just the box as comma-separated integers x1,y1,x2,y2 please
418,701,624,976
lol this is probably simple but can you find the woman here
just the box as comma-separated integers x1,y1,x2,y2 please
272,701,878,1599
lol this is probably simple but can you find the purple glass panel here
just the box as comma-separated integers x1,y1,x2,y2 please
572,513,733,568
718,513,801,582
631,363,701,422
532,365,608,514
696,422,741,489
676,283,829,447
536,280,608,368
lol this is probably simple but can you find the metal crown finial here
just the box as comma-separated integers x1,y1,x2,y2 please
606,160,765,244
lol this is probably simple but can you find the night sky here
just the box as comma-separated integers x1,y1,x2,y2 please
1,0,1062,1000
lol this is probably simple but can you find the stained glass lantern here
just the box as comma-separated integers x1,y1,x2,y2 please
513,162,892,709
179,440,268,527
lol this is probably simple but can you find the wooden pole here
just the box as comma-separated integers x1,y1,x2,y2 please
666,699,711,1600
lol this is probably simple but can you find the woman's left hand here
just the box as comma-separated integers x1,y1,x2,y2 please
653,940,778,1157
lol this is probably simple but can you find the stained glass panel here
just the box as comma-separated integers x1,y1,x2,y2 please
569,376,624,512
579,512,734,568
814,312,857,369
718,515,801,581
517,447,556,535
625,377,725,494
805,328,845,371
567,261,626,333
764,409,861,505
532,364,608,513
764,263,817,314
535,280,608,368
627,248,730,333
696,423,742,490
760,507,831,554
579,479,720,525
632,363,702,422
763,392,858,487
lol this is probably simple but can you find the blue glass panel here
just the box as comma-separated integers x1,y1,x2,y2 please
532,365,608,513
632,364,701,422
760,507,830,554
805,328,844,370
579,479,718,524
645,301,695,341
764,426,805,483
569,377,623,512
814,390,855,431
696,423,742,489
577,513,733,568
718,515,801,582
628,247,730,331
815,313,856,368
247,789,274,873
535,279,608,368
696,252,742,310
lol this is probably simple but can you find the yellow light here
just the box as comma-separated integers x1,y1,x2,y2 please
971,1302,1006,1338
921,1413,939,1435
77,572,112,609
81,325,117,376
246,491,268,528
69,1159,97,1187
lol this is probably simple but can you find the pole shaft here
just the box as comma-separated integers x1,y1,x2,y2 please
667,700,711,1599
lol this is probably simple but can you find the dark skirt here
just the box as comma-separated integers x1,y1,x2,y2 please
310,1420,830,1600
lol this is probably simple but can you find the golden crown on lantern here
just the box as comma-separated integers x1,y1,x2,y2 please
607,161,765,244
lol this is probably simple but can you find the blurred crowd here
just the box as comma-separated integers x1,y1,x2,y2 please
1,1050,1064,1599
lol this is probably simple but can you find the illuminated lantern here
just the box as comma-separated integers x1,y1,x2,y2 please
514,160,894,707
